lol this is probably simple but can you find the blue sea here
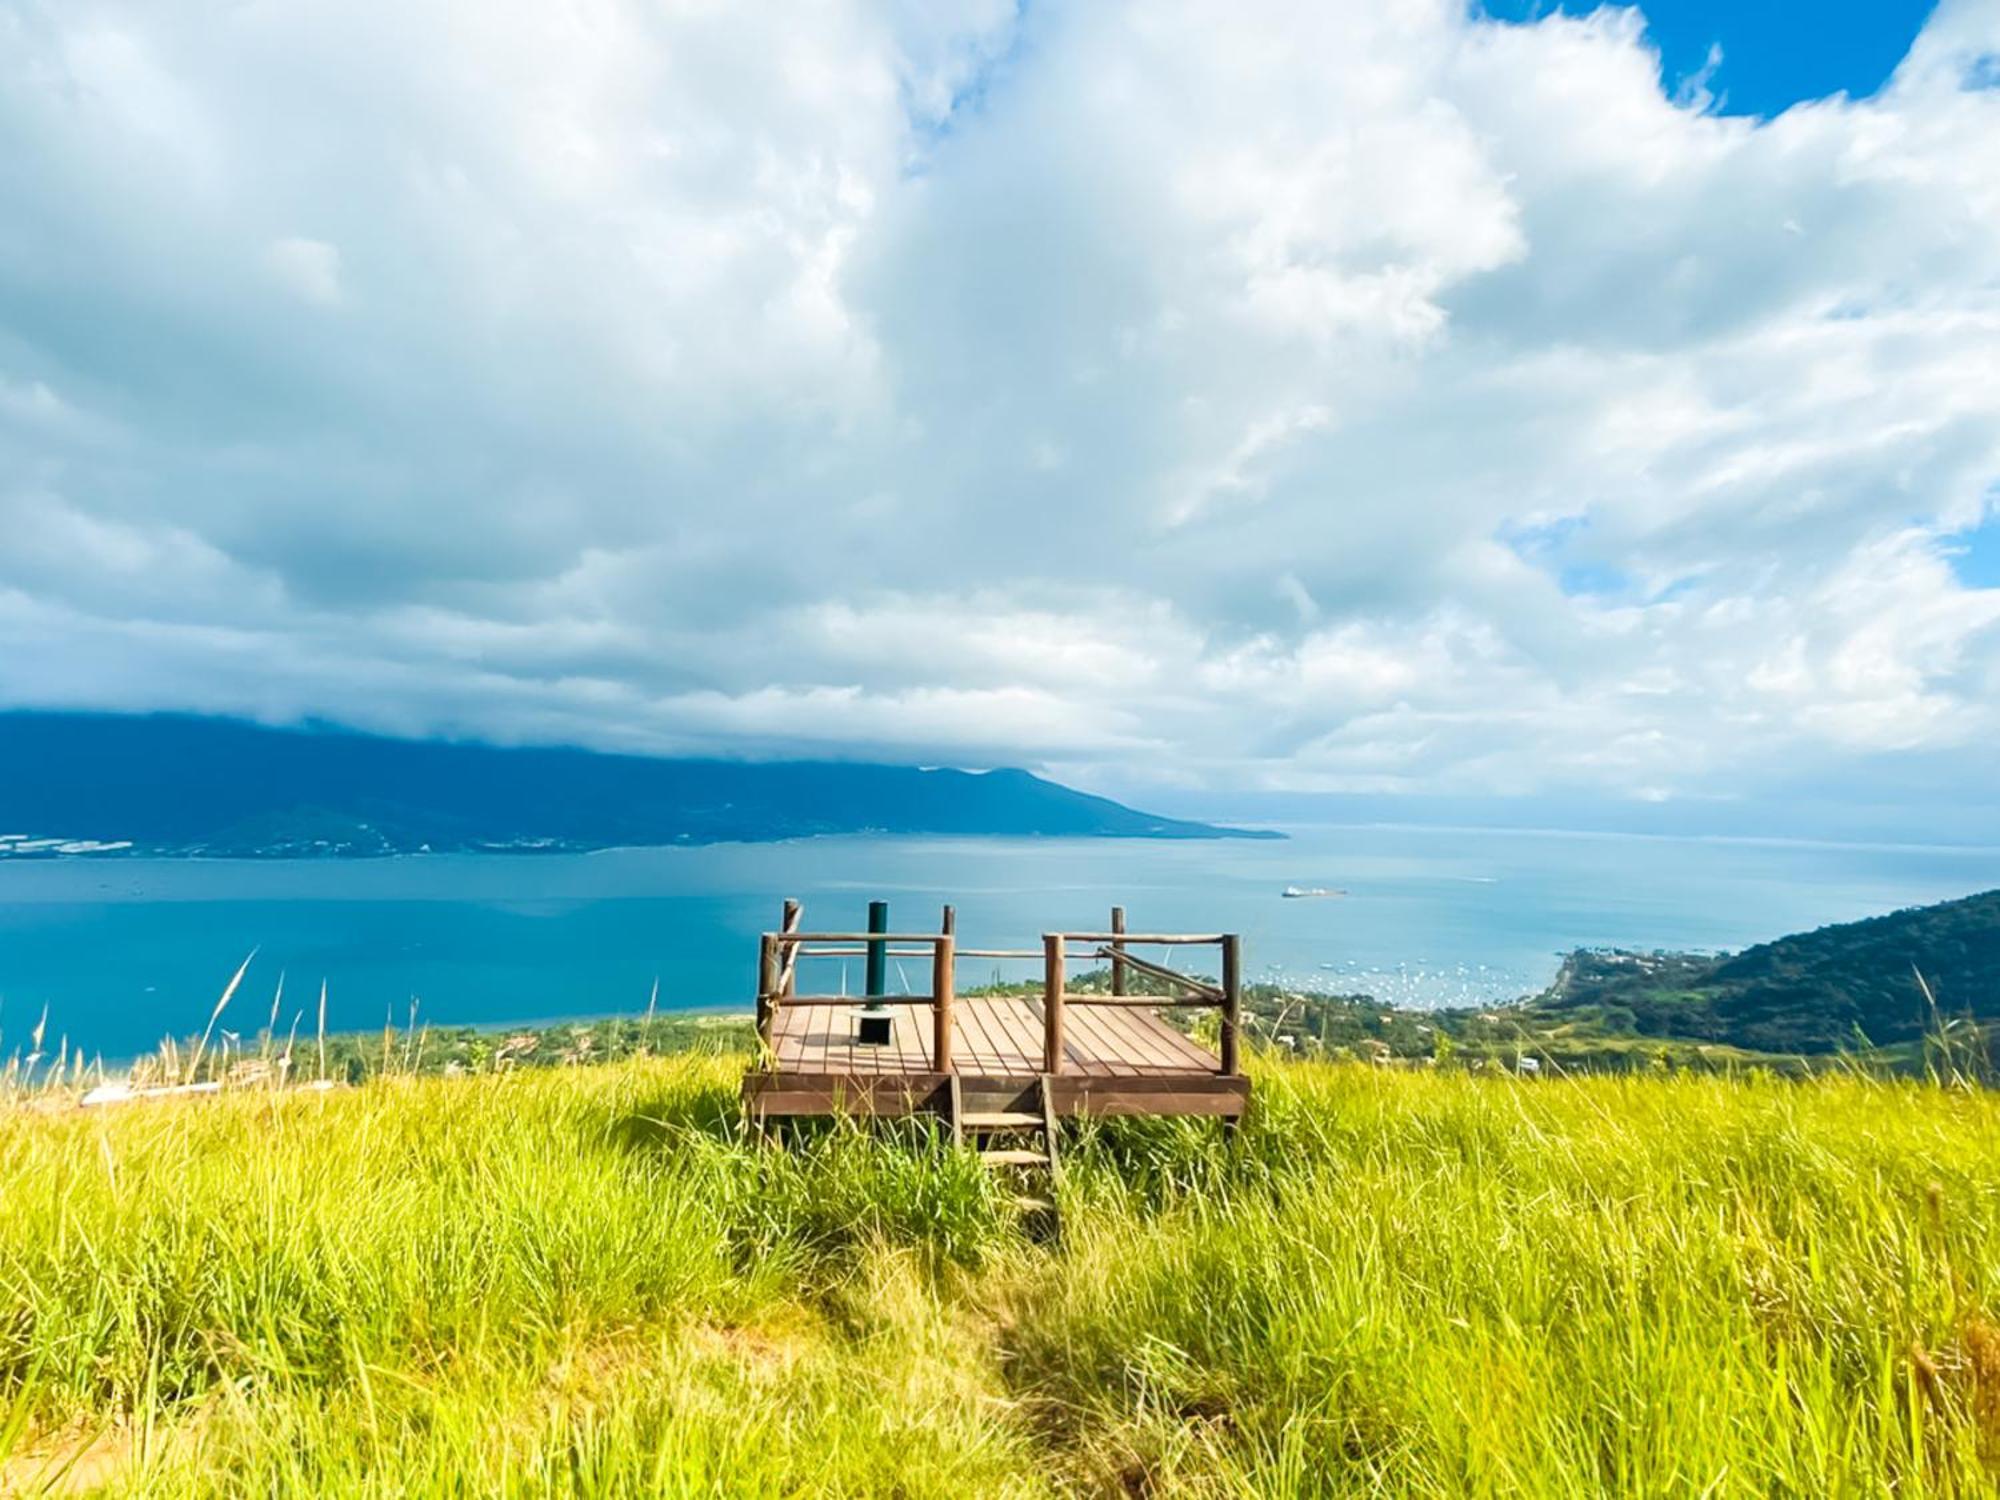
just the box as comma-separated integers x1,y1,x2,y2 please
1,824,1995,1062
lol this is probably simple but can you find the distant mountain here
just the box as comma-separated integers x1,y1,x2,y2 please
0,712,1274,857
1522,890,2000,1053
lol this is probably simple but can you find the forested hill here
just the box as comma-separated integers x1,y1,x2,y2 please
0,711,1270,856
1528,889,2000,1052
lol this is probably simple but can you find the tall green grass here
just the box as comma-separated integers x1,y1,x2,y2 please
3,1058,1997,1495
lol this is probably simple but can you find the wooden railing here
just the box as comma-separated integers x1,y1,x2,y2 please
757,916,957,1070
1044,918,1242,1077
756,902,1242,1079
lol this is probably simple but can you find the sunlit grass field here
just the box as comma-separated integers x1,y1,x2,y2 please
4,1057,1999,1496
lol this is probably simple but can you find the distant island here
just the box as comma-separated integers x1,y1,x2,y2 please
0,711,1276,857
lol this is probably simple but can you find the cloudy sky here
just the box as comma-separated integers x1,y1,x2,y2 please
2,0,1996,828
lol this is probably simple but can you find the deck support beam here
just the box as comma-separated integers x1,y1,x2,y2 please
744,1069,1249,1121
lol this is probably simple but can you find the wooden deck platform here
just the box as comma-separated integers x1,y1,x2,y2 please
741,904,1251,1124
767,996,1221,1077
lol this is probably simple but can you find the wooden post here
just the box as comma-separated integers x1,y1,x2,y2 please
937,904,957,1071
1220,933,1241,1077
1109,905,1126,998
1043,933,1066,1075
933,932,955,1073
780,899,801,1004
756,932,778,1058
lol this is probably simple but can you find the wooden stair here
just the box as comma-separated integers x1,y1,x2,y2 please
951,1075,1061,1226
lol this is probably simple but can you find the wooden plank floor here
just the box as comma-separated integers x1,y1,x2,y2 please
767,997,1221,1078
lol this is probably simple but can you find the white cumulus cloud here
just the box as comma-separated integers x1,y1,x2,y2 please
266,236,343,307
0,0,1997,824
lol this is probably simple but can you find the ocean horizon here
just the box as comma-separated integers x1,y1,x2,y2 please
4,822,1996,1065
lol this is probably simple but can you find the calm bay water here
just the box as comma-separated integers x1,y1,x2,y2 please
1,824,1995,1062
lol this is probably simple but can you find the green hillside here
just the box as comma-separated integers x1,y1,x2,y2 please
1519,888,2000,1055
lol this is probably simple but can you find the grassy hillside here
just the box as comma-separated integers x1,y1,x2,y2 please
5,1057,2000,1495
1518,888,2000,1054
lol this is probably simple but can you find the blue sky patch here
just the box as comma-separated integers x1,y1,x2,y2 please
1479,0,1938,117
1502,518,1639,598
1556,560,1633,598
1951,509,2000,590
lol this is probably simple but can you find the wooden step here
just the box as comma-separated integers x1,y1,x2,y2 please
961,1111,1041,1129
959,1091,1042,1118
980,1148,1049,1167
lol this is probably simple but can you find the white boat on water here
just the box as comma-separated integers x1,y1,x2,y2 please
1281,885,1346,899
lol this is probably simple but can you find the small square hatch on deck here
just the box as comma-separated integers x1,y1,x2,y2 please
855,1009,893,1046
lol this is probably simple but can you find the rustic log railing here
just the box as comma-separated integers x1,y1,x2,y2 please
755,902,1242,1080
758,923,957,1071
1043,921,1241,1078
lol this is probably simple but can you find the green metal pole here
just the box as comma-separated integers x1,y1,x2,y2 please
865,900,888,999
